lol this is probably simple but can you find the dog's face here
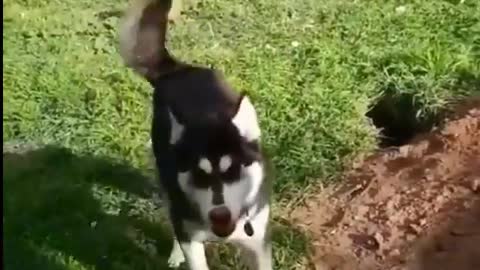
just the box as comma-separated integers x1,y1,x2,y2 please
170,95,264,237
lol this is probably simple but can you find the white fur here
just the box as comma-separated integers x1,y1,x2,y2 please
168,238,186,267
169,110,184,144
177,203,272,270
228,204,270,243
232,96,261,142
177,161,263,227
177,172,191,197
146,109,183,148
175,163,270,270
183,203,270,244
243,162,264,205
229,204,272,270
177,171,214,224
179,241,209,270
198,158,213,174
219,155,232,172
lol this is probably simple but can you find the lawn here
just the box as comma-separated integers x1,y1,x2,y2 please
3,0,479,269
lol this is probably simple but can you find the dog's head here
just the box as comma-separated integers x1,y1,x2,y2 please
170,94,264,237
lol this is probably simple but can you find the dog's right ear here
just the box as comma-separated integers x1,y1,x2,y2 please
231,94,261,142
168,109,184,145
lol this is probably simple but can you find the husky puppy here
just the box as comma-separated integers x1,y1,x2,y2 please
118,0,272,269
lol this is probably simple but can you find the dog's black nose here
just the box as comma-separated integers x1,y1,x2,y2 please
208,206,231,225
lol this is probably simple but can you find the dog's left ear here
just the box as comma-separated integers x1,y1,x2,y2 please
232,94,261,141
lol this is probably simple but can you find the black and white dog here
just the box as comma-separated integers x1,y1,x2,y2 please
118,0,272,269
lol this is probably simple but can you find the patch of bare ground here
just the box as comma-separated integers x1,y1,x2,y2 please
291,97,480,270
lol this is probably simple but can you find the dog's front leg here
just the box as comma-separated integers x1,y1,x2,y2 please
168,237,186,268
167,219,209,270
255,241,273,270
238,221,273,270
168,236,209,270
239,238,273,270
238,205,273,270
179,240,209,270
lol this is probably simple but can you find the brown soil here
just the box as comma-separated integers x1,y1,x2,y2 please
291,98,480,270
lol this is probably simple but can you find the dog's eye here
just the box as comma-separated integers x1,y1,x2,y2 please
221,163,241,182
192,170,212,188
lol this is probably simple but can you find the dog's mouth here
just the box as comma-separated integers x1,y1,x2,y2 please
210,221,236,238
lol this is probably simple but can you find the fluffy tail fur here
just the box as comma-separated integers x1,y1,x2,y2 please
119,0,184,82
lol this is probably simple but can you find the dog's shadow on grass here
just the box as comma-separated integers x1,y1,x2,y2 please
3,144,173,270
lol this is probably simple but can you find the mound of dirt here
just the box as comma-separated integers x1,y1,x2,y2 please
291,99,480,270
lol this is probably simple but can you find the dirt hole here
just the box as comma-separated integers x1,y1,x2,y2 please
366,93,439,147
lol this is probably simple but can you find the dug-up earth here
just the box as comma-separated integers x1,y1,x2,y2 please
292,98,480,270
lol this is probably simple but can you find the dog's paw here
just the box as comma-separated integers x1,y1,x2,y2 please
167,250,185,268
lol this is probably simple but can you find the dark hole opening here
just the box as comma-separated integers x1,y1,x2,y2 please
366,93,438,148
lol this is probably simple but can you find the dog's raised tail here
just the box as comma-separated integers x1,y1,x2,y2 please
119,0,181,82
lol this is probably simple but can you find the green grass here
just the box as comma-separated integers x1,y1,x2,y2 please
3,0,480,269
